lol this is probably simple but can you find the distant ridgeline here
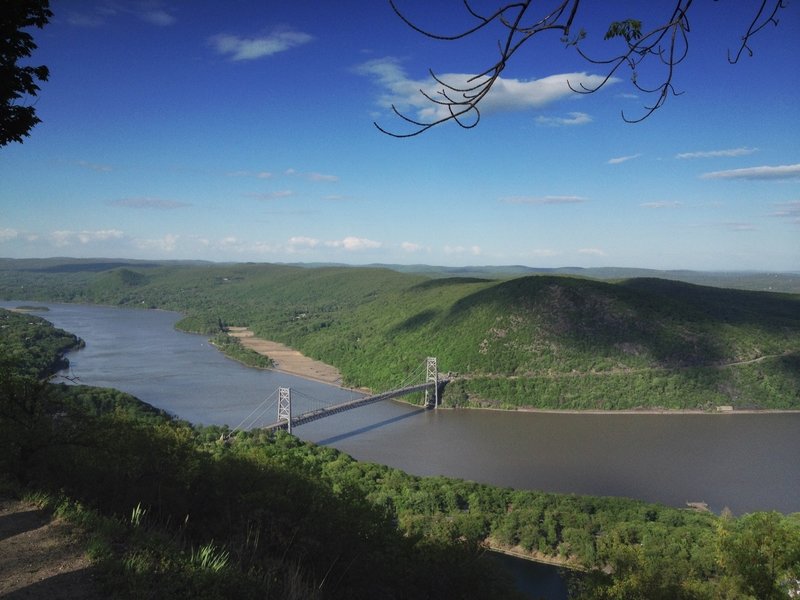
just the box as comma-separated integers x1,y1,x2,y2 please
1,258,799,410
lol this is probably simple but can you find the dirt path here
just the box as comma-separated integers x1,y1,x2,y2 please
0,498,101,599
227,327,343,385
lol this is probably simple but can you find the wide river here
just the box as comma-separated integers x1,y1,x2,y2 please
8,302,798,516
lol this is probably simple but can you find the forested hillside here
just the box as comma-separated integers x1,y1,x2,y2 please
2,310,799,599
1,259,799,410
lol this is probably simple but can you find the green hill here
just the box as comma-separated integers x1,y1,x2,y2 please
2,310,799,599
1,259,798,410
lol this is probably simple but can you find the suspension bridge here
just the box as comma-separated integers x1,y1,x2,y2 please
231,357,446,434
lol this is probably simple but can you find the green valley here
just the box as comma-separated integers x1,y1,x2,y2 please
1,306,799,599
1,259,798,411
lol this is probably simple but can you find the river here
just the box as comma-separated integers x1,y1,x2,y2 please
6,301,799,597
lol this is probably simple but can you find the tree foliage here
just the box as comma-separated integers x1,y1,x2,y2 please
2,262,800,411
0,0,52,146
378,0,788,136
3,301,800,598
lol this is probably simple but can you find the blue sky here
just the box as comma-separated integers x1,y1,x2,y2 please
1,1,798,271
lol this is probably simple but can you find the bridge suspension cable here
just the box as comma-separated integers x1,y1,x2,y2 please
232,388,279,432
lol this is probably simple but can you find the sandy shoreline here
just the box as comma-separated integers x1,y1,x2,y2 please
226,327,344,386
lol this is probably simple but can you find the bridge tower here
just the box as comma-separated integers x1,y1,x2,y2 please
425,356,439,408
277,386,292,433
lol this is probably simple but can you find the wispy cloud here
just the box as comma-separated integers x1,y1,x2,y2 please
444,245,482,256
228,170,273,179
140,9,175,26
210,29,313,61
285,168,339,183
701,163,800,180
535,112,592,127
247,190,294,200
640,201,682,209
401,241,425,253
287,236,320,250
67,2,176,27
528,248,559,257
357,57,616,122
135,234,179,252
676,147,758,159
50,229,125,247
109,197,190,209
722,222,757,231
0,228,19,242
607,153,641,165
769,200,800,225
76,160,113,172
325,236,382,251
578,248,606,256
501,195,587,205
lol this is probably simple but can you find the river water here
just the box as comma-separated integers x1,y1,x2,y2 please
7,301,797,515
5,302,799,597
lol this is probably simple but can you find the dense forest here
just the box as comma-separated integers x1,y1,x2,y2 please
1,259,798,410
1,308,799,598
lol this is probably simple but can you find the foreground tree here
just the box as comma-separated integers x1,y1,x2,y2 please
378,0,788,136
0,0,53,146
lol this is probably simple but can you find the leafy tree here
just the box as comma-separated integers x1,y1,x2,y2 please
1,0,52,146
717,512,800,600
379,0,788,136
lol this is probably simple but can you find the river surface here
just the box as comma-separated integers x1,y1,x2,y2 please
7,302,799,517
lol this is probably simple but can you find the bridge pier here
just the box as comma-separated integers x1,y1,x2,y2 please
277,386,292,433
425,356,439,408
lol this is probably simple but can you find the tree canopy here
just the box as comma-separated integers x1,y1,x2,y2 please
378,0,788,136
1,0,52,147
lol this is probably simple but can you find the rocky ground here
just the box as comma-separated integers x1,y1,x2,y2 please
0,498,100,599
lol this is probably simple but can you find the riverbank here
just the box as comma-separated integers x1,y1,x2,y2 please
225,327,345,386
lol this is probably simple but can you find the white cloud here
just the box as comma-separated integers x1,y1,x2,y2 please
444,245,482,256
501,195,587,205
140,9,175,26
535,112,592,127
640,201,682,209
135,234,179,251
0,228,19,242
769,200,800,225
78,229,124,244
578,248,606,256
49,229,124,247
676,147,758,159
357,58,616,121
325,236,382,251
285,169,339,182
401,241,424,252
701,163,800,180
308,172,339,182
607,153,641,165
211,29,313,61
288,236,320,249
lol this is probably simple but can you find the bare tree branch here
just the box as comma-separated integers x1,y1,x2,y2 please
376,0,788,136
727,0,786,63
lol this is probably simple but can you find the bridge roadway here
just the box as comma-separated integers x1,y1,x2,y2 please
263,379,448,431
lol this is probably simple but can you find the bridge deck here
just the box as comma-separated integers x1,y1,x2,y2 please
263,379,446,431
